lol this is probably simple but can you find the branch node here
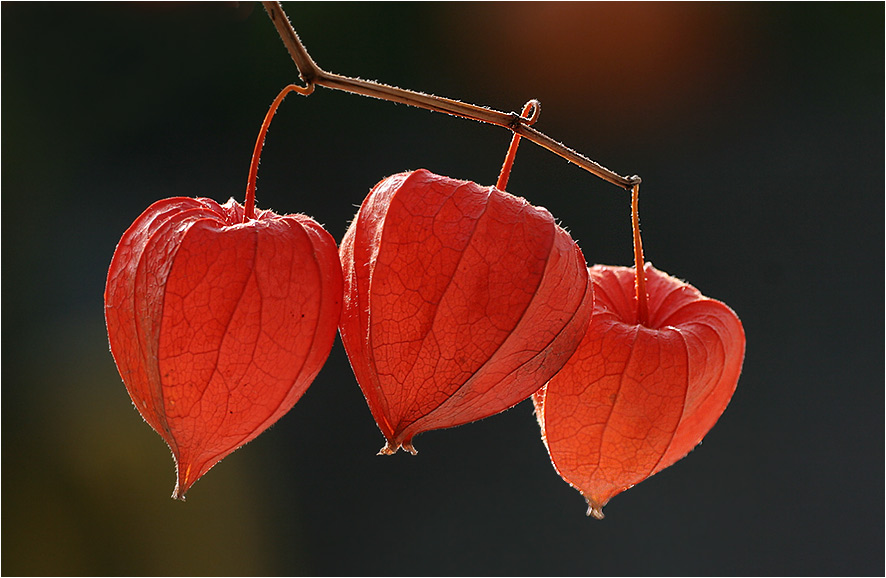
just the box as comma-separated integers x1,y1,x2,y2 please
261,2,640,192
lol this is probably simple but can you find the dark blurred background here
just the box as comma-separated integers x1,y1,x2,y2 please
2,2,883,575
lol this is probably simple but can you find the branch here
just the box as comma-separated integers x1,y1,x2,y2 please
261,1,641,191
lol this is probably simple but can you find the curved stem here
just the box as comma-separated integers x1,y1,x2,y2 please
631,183,649,326
244,83,312,221
496,100,540,190
261,1,641,192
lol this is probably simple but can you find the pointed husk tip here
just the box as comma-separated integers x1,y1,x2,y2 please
377,438,418,455
171,461,192,501
585,497,606,520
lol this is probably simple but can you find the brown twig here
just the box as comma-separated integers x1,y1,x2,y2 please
261,1,641,191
